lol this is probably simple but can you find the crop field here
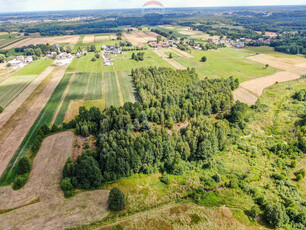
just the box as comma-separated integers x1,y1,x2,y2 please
175,48,278,82
66,53,103,72
105,71,121,107
85,72,103,100
0,66,70,184
3,35,80,50
117,71,136,103
0,59,52,108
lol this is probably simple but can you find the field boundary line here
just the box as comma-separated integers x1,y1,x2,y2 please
115,71,124,106
51,73,75,125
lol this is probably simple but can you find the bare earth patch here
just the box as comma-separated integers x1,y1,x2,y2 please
233,88,258,105
0,131,109,230
0,65,68,177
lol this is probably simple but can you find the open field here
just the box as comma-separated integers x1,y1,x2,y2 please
0,131,109,230
117,71,137,103
105,71,121,107
247,53,306,74
0,65,55,129
0,59,52,108
3,35,80,50
233,50,306,104
67,53,103,72
0,65,69,183
82,34,95,43
175,48,277,82
153,48,187,69
123,31,158,45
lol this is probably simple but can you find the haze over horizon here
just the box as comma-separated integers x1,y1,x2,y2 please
0,0,305,13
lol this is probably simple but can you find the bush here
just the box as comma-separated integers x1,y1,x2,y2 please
91,57,97,62
160,172,170,185
12,173,29,190
61,178,74,197
294,168,305,181
201,56,207,62
108,187,125,211
17,156,31,174
263,202,289,228
0,106,3,113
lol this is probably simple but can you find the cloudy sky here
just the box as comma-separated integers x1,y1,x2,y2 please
0,0,305,13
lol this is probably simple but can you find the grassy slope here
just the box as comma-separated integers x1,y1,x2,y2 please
66,53,103,73
86,73,103,100
175,48,277,82
0,73,73,185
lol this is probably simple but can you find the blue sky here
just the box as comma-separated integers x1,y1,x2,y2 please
0,0,305,12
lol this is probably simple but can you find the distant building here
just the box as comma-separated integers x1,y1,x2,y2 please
25,56,33,63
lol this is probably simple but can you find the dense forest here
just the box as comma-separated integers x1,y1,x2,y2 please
57,67,306,229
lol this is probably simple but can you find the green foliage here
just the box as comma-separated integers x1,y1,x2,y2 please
108,187,125,211
293,89,306,102
294,169,306,181
263,202,289,228
0,106,3,113
61,178,74,197
12,173,29,190
160,172,170,185
17,157,31,174
201,56,207,62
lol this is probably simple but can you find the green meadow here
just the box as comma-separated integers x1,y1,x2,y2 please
175,48,277,82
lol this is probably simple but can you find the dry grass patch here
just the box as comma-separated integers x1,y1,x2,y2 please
82,34,95,43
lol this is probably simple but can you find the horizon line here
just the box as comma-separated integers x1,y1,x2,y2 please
0,4,306,14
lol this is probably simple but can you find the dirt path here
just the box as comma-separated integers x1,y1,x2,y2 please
0,131,109,230
0,65,55,129
153,49,187,70
0,65,68,177
234,54,306,105
171,47,193,58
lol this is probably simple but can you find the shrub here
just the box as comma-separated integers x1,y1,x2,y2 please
160,172,170,185
12,173,29,190
263,202,289,228
61,178,74,197
0,106,3,113
201,56,207,62
91,57,97,62
17,156,31,174
108,187,125,211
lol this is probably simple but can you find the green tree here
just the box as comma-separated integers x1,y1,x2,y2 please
263,202,289,228
18,156,31,174
95,53,100,58
0,106,3,113
91,57,97,62
0,54,5,63
201,56,207,62
169,53,173,59
108,187,125,211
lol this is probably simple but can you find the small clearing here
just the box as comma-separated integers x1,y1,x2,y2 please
0,131,109,230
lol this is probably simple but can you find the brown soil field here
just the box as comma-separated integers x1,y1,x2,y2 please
0,65,55,129
82,34,95,43
0,131,109,230
240,71,302,96
94,203,266,230
247,54,306,74
95,35,111,42
123,32,147,45
153,49,187,70
3,35,80,49
64,99,84,122
233,87,258,105
0,65,68,177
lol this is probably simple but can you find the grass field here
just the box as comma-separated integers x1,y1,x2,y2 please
66,50,173,73
0,59,52,108
0,75,37,108
0,73,73,185
105,72,121,107
117,71,137,103
244,46,303,58
85,72,103,100
175,48,277,82
15,59,52,75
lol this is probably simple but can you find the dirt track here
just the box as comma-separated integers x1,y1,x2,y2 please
234,54,306,105
0,131,109,230
0,65,68,177
153,49,187,70
0,65,55,129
